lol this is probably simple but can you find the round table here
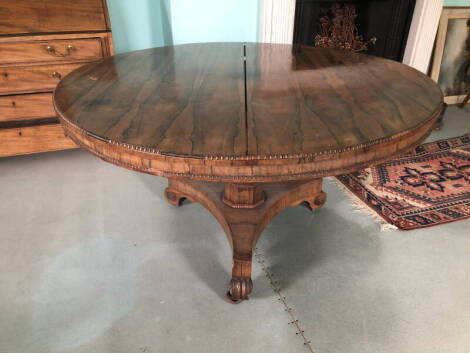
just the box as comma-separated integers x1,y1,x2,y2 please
54,43,444,303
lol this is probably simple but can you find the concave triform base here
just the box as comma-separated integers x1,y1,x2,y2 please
164,178,326,303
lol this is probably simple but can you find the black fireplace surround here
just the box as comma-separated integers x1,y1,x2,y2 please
293,0,416,61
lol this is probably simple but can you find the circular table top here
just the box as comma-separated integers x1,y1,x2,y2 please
54,43,444,182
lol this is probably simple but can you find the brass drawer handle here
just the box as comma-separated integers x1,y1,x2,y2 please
45,44,75,57
51,71,62,79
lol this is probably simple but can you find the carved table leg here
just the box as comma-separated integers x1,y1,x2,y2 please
165,179,190,206
222,183,264,303
164,178,326,303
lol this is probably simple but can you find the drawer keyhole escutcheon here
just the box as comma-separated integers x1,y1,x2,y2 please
45,44,75,57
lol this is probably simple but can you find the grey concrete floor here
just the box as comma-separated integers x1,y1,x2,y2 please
0,107,469,353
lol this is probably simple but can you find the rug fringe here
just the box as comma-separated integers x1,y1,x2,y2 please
328,177,398,231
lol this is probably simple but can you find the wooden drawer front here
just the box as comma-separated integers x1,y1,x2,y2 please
0,0,108,35
0,63,84,95
0,124,77,157
0,93,55,122
0,38,104,66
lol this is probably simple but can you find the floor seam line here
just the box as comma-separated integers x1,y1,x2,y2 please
254,248,316,353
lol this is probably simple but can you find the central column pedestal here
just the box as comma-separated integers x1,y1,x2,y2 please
223,183,265,209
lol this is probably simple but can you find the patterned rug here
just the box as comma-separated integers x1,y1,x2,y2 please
336,134,470,230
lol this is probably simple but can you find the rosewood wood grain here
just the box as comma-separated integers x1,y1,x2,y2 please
55,43,444,182
54,43,444,302
56,43,247,157
57,111,438,183
245,44,443,157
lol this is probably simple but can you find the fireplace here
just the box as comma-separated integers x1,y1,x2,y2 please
293,0,416,61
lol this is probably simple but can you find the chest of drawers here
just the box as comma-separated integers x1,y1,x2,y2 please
0,0,114,157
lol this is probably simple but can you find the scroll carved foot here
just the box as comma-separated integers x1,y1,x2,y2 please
225,277,253,304
304,191,327,210
165,179,196,206
165,179,188,206
164,188,187,206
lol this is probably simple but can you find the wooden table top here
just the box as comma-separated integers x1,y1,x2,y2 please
54,43,444,182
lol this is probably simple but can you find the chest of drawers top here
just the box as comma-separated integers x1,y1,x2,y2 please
0,0,111,36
